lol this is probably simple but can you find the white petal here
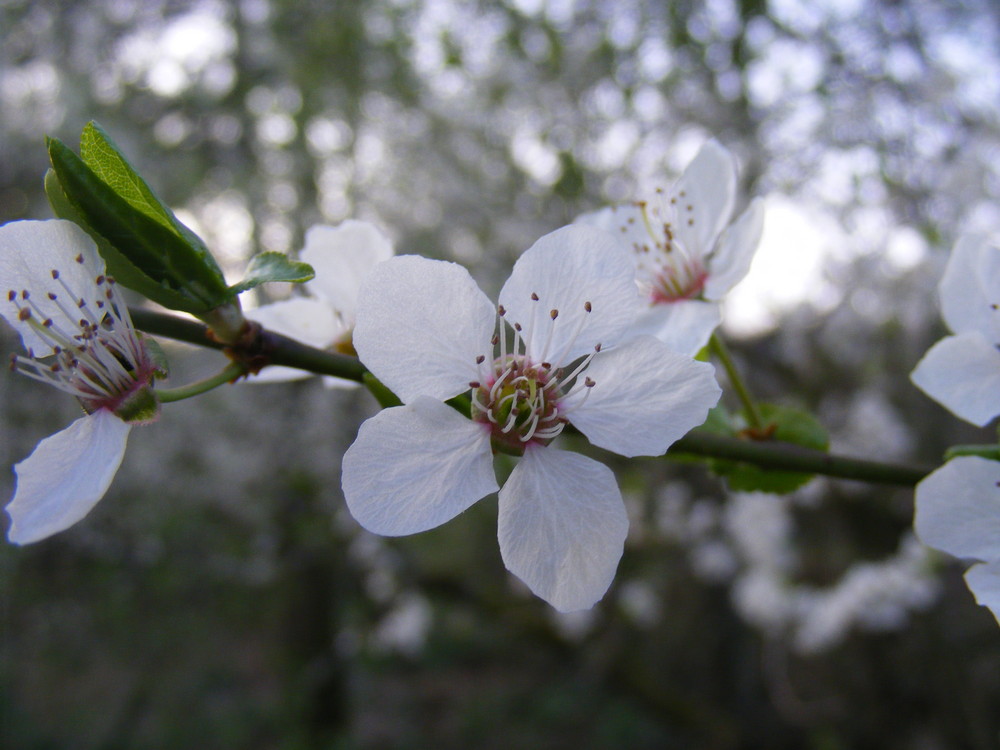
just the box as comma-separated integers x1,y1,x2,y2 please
342,396,498,535
703,197,765,300
0,220,106,356
244,297,345,383
913,456,1000,562
6,410,130,545
567,336,721,457
301,221,394,316
670,140,737,259
499,225,637,365
353,255,497,403
939,235,1000,342
497,447,628,612
964,563,1000,625
910,333,1000,427
630,300,721,356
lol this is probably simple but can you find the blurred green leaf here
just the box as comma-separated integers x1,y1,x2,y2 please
706,403,829,494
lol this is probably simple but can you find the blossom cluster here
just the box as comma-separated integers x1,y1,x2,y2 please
2,140,763,612
8,131,1000,624
911,234,1000,624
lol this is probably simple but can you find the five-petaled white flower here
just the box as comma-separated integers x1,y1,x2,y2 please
575,140,764,355
341,225,721,611
245,220,393,387
911,235,1000,426
909,235,1000,625
1,220,160,545
914,456,1000,625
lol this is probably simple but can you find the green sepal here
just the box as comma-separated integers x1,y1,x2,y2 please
140,335,170,379
113,385,161,425
46,123,231,314
944,444,1000,462
228,253,315,296
705,403,829,494
362,372,403,409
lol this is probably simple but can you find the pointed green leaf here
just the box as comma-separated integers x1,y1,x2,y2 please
228,253,315,296
47,126,232,314
45,169,199,314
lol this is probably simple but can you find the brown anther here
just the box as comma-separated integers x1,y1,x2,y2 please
17,308,30,321
47,292,57,300
8,353,16,371
96,275,105,284
992,304,999,310
476,355,486,364
670,197,677,204
7,291,15,301
469,381,481,388
550,309,558,320
78,299,86,308
687,204,693,211
584,301,592,312
584,377,595,388
491,334,499,346
542,362,552,369
680,190,687,197
688,219,694,225
21,290,29,300
655,187,664,194
51,269,60,279
43,318,54,327
75,254,84,264
498,305,506,316
514,323,522,331
594,343,602,352
531,292,539,301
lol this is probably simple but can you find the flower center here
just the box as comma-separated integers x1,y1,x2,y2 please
8,263,157,419
471,354,568,455
624,191,708,303
467,298,599,456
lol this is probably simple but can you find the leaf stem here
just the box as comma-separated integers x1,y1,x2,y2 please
156,361,247,403
708,333,764,431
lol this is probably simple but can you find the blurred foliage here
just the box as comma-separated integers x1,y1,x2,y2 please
3,0,1000,748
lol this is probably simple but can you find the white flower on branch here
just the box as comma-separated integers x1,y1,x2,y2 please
1,220,160,544
914,456,1000,625
911,235,1000,426
575,140,764,354
341,225,721,611
245,220,394,387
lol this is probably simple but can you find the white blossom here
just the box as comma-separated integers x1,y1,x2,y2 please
1,220,159,544
914,456,1000,625
911,235,1000,426
575,140,764,354
245,220,394,387
342,225,721,611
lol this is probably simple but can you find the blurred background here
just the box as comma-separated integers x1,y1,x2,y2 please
2,0,1000,747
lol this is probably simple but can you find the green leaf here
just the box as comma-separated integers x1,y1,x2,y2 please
228,253,315,296
45,169,199,314
47,124,232,314
706,403,829,494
